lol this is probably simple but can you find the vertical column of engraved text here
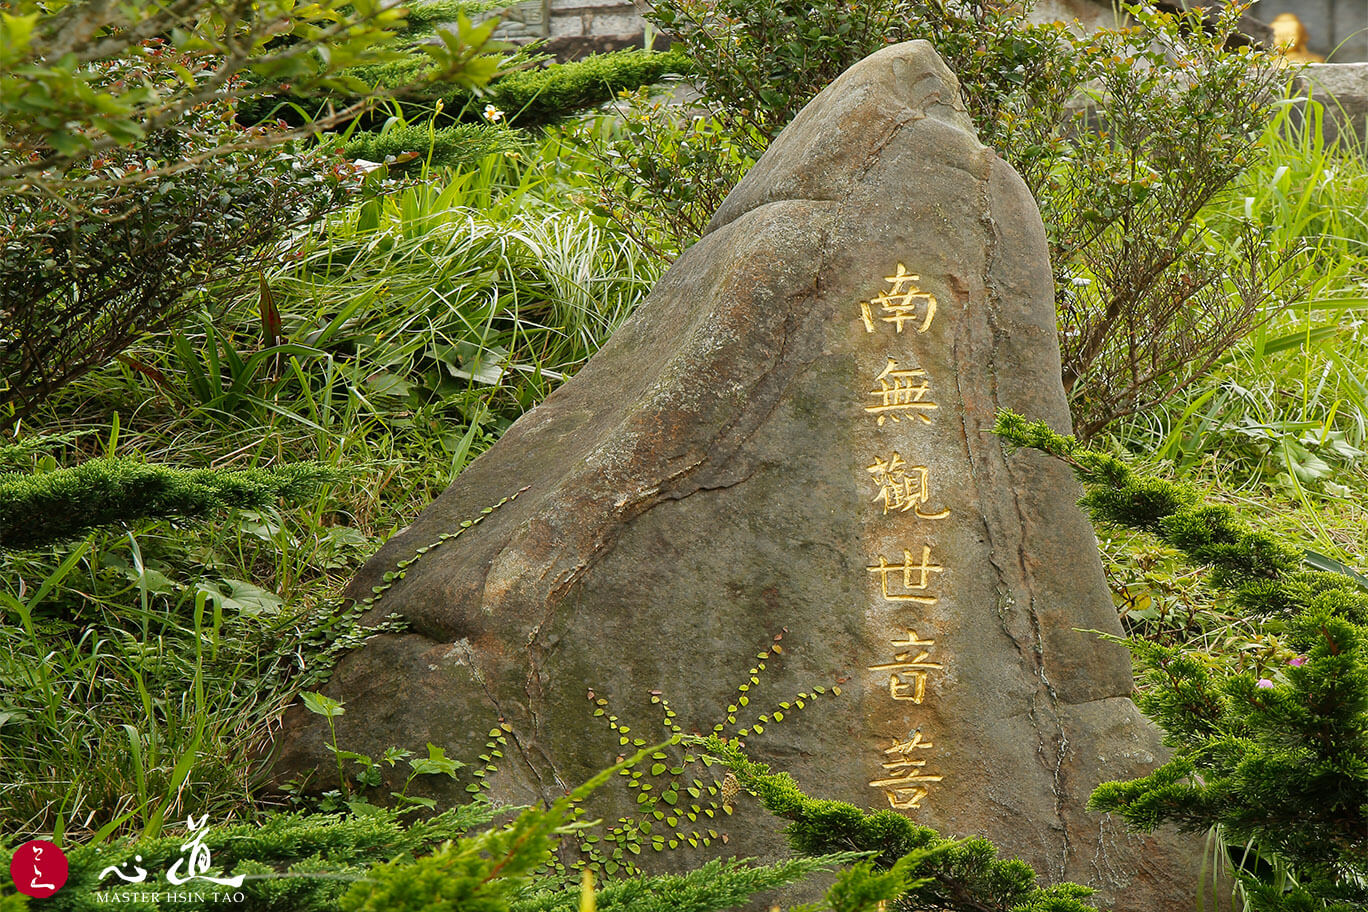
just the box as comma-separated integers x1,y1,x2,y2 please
859,264,952,812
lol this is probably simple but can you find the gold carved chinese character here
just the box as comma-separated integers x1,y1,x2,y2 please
865,358,937,426
867,546,943,604
859,264,936,334
868,631,942,702
867,453,950,519
882,729,934,760
869,730,943,809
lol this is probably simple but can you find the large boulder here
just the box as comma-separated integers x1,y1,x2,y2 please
272,40,1202,909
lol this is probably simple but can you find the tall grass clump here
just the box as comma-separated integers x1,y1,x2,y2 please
1105,98,1368,507
248,146,660,474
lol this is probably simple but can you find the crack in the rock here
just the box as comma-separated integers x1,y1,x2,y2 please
451,637,553,806
974,154,1073,877
932,142,1076,882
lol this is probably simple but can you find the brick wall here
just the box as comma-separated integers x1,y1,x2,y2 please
489,0,649,58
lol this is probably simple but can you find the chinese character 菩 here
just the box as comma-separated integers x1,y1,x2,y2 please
869,730,944,809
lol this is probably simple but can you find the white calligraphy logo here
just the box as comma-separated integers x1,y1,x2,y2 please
99,816,245,888
28,845,58,891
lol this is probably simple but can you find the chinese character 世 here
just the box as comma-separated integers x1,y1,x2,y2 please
867,546,943,604
865,358,937,426
859,264,936,334
867,453,951,519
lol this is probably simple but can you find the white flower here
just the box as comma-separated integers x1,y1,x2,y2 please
483,104,504,123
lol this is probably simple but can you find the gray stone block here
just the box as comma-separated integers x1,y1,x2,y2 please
1295,62,1368,147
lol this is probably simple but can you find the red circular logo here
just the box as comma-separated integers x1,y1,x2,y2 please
10,840,68,898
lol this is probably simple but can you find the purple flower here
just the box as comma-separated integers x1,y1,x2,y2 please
1256,678,1275,689
1289,656,1307,667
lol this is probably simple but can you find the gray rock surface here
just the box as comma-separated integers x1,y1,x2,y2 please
1295,63,1368,146
271,40,1203,909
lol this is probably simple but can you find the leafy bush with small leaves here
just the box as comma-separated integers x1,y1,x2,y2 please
996,409,1368,911
575,0,913,256
0,48,365,430
574,95,757,259
0,0,501,183
646,0,915,147
1034,7,1298,439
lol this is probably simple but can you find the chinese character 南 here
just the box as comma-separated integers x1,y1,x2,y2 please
867,546,943,604
865,358,937,426
868,630,942,702
869,730,943,809
867,453,951,519
859,264,936,334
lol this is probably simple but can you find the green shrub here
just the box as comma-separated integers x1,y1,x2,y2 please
247,48,694,132
0,52,362,429
647,0,914,146
573,98,755,259
485,48,694,127
0,458,342,550
996,410,1368,910
343,122,527,170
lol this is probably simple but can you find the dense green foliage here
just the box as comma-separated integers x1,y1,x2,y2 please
0,67,361,427
0,458,341,550
342,121,526,170
648,0,914,145
0,0,504,426
996,411,1368,910
698,737,1099,912
250,48,694,133
485,49,692,127
0,0,501,184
